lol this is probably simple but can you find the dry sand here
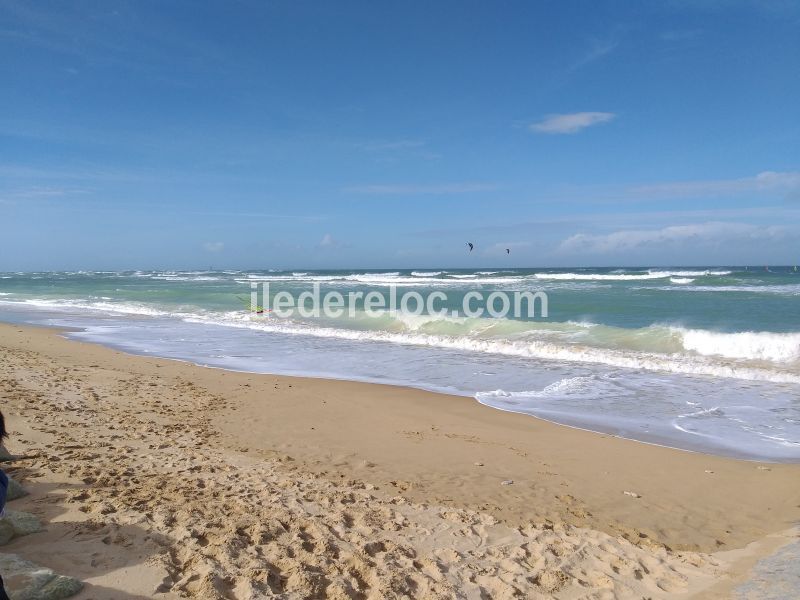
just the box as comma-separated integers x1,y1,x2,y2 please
0,322,798,598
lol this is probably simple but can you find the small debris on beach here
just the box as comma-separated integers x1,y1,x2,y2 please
501,479,514,485
623,491,641,498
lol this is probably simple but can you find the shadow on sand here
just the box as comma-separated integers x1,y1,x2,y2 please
2,465,176,600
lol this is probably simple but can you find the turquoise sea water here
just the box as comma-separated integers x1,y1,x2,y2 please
1,267,798,461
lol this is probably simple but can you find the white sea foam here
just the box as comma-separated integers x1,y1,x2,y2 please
242,274,341,282
5,290,800,460
678,329,800,362
679,406,725,419
532,270,731,281
472,376,799,459
4,298,179,318
182,312,800,384
149,274,223,281
411,271,444,276
477,376,593,401
533,272,666,281
670,277,695,284
348,272,401,278
4,295,799,382
650,269,732,277
238,273,528,286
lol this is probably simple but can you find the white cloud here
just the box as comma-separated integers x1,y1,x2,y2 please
319,233,335,247
343,182,499,195
531,112,616,135
203,242,224,252
558,222,791,254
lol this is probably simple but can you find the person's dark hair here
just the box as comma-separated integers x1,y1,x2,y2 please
0,411,7,441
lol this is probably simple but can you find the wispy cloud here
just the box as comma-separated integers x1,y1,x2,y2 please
660,29,703,42
317,233,349,250
0,0,225,81
662,0,799,18
356,139,427,152
343,182,499,195
413,205,800,238
189,211,327,221
0,163,136,182
0,185,91,206
203,241,224,253
571,39,618,70
558,222,792,254
506,170,800,206
2,186,88,199
530,112,616,135
351,139,441,161
629,171,800,199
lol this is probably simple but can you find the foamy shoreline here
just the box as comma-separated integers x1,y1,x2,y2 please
2,297,799,462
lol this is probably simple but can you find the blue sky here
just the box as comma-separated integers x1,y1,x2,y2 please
1,0,799,270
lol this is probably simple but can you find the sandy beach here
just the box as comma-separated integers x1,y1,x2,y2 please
1,322,798,599
4,1,799,597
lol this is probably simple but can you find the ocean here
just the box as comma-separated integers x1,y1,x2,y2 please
1,267,798,461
